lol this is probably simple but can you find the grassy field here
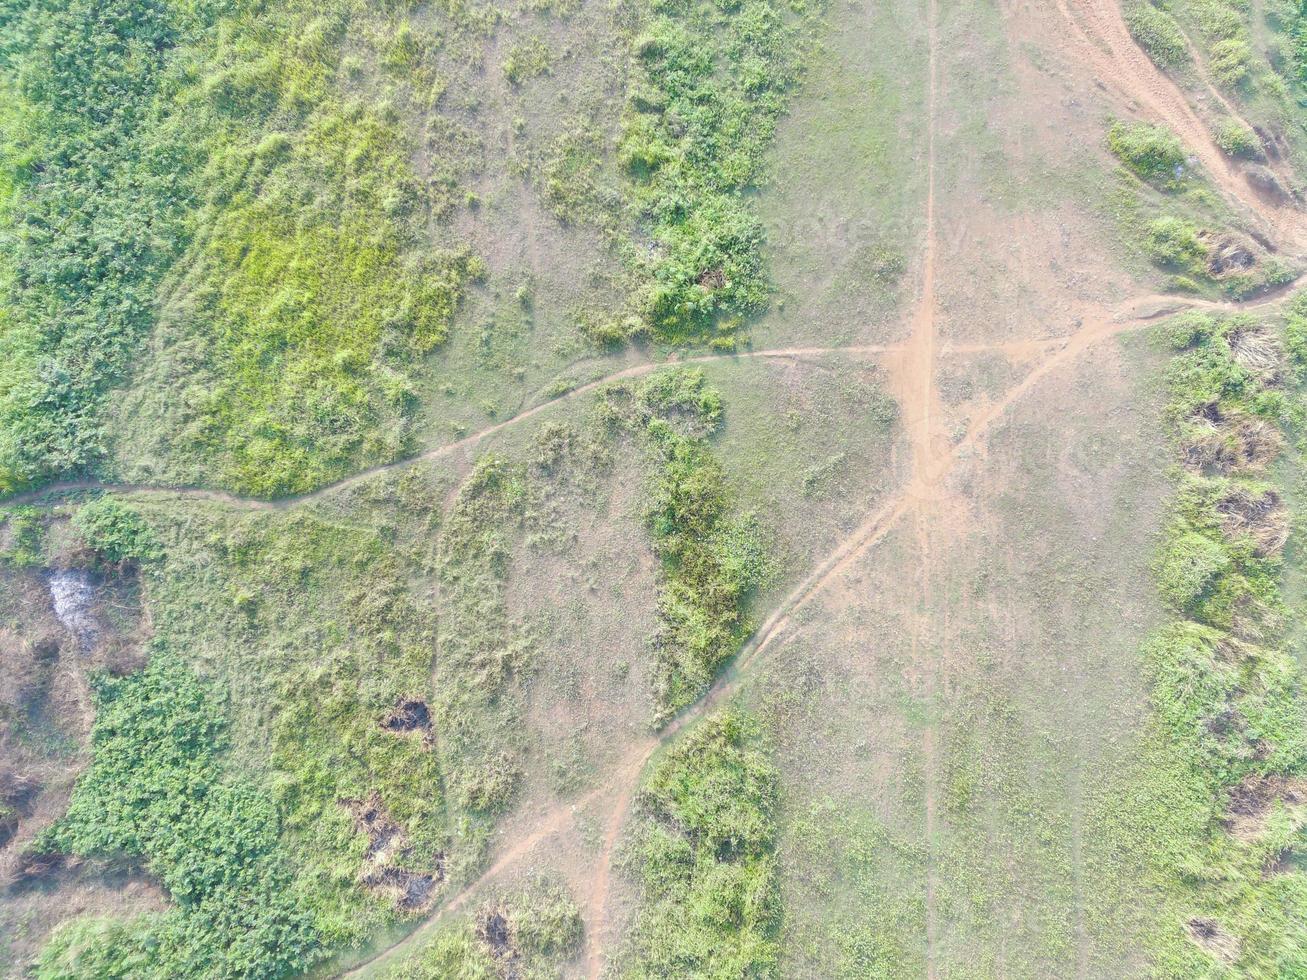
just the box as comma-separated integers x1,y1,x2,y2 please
4,0,1307,977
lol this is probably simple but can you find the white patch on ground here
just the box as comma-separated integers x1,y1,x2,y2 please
47,569,99,650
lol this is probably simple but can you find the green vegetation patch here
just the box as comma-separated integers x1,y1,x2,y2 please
137,503,452,951
619,707,780,977
35,651,320,979
1124,0,1191,72
1097,307,1307,976
601,369,774,720
1107,120,1189,189
601,0,815,347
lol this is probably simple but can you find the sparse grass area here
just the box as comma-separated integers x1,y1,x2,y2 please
618,707,780,977
380,877,582,979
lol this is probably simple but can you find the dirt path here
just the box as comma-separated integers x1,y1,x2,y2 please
1053,0,1305,250
1,344,900,513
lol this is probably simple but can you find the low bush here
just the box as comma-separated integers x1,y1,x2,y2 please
1213,118,1260,158
71,497,161,564
1124,1,1190,71
1107,120,1188,188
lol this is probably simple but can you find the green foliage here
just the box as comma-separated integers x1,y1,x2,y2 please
1124,1,1190,71
1107,120,1188,189
71,497,161,564
615,0,813,346
0,0,202,493
620,708,780,978
36,651,320,978
1213,117,1260,158
604,369,773,720
147,509,451,947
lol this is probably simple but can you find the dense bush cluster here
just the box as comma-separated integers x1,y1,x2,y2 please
71,496,162,564
620,708,780,977
382,878,583,978
35,652,320,979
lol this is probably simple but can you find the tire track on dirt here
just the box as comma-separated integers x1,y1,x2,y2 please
1053,0,1303,248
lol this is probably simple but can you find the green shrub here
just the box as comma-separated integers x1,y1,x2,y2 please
0,0,202,493
605,369,773,719
1133,307,1307,974
1210,36,1252,87
1213,118,1260,158
1124,1,1190,71
71,497,161,564
1107,120,1188,188
37,651,320,978
615,0,811,346
1144,216,1209,272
